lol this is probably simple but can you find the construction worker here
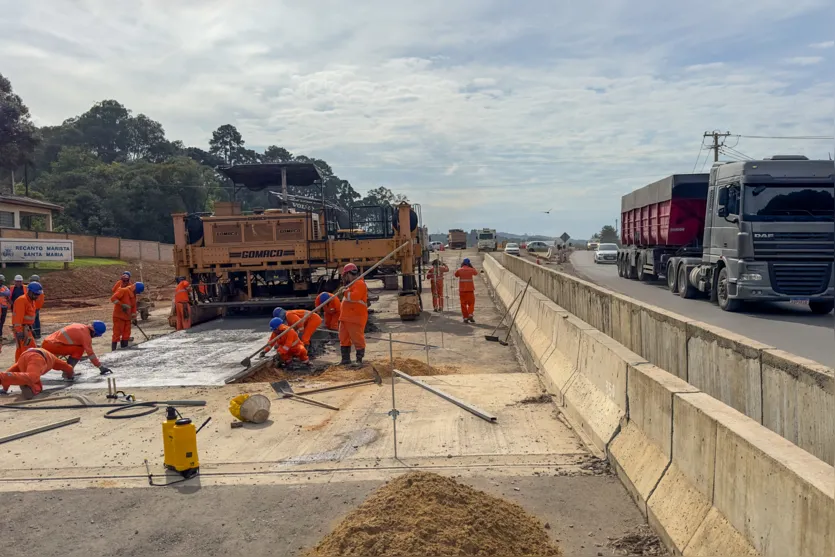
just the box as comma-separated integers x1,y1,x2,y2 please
263,317,309,365
9,275,24,305
112,271,131,293
282,308,323,347
111,282,144,350
454,258,479,323
316,292,341,330
0,275,9,339
27,275,44,338
338,263,368,365
42,321,112,377
174,276,192,331
0,347,75,399
12,281,41,360
426,258,449,312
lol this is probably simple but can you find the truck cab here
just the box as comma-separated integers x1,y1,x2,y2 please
686,156,834,312
477,229,497,252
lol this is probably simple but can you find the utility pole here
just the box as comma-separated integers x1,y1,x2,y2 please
703,131,732,162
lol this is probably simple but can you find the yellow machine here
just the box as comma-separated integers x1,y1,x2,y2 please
162,406,200,478
172,162,425,323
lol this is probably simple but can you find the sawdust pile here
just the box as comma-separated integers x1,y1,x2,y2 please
239,357,460,384
41,261,175,302
308,472,562,557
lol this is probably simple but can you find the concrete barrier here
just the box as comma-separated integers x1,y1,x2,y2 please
493,252,834,464
483,254,834,556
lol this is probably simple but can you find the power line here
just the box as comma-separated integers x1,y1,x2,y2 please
692,145,706,173
722,145,754,160
703,131,733,163
736,134,834,140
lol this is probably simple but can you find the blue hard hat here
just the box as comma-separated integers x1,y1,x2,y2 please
272,307,286,320
316,293,331,306
122,271,131,278
269,317,284,330
91,321,107,337
27,282,43,295
462,258,471,265
134,282,145,294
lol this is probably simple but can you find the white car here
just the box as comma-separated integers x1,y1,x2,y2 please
594,243,619,264
429,241,444,252
504,243,521,256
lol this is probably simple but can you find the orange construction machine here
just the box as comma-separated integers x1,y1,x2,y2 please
171,163,424,324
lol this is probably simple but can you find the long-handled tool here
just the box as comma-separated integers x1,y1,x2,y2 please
485,277,531,342
133,320,150,341
239,241,412,368
317,329,443,349
270,380,340,411
499,280,531,346
296,366,383,396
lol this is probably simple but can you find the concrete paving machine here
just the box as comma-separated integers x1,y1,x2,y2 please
171,162,424,324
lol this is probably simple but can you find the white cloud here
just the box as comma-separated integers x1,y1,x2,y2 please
1,0,833,238
783,56,825,66
809,40,834,48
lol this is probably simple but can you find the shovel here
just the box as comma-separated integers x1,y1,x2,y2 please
485,278,531,342
498,280,531,346
270,380,340,411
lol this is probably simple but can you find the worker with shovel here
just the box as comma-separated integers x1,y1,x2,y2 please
0,347,76,399
41,321,113,378
112,270,131,293
454,258,479,323
174,276,192,330
110,282,144,350
316,292,341,330
263,317,309,365
426,258,449,312
277,308,322,347
12,281,41,360
338,263,368,366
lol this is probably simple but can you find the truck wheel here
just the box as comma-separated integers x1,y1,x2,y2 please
637,255,648,281
666,261,678,293
809,300,834,315
716,267,742,311
678,265,697,299
628,259,638,280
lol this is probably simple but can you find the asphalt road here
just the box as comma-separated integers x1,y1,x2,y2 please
569,251,834,367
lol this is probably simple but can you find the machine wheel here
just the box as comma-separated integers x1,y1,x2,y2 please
666,261,678,293
678,265,698,299
716,267,742,311
636,255,647,281
809,300,834,315
140,308,150,321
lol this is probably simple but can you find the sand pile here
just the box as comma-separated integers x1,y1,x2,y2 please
308,472,562,557
239,357,459,384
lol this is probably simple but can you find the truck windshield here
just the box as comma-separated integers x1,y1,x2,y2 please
478,234,494,240
743,184,834,221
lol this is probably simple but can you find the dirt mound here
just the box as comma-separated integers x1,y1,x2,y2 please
239,357,460,384
40,261,175,302
307,471,562,557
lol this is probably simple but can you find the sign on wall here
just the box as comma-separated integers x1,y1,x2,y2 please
0,239,74,263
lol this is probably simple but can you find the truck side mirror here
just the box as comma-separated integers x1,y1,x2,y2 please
717,187,729,206
717,206,728,217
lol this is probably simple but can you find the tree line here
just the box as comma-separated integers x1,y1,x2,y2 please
0,73,407,243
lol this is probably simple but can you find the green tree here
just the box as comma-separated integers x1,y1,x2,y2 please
0,73,39,192
599,225,619,243
209,124,246,165
74,100,134,163
262,145,293,162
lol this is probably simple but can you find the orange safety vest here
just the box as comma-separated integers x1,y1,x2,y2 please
454,266,479,293
175,280,191,304
22,285,45,310
0,285,9,308
339,279,368,325
111,285,137,320
269,324,302,353
12,295,36,331
112,279,130,294
427,264,449,283
44,323,100,366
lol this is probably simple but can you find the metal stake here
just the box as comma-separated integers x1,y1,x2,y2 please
387,332,399,459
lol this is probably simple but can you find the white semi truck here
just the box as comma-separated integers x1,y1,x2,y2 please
477,228,498,252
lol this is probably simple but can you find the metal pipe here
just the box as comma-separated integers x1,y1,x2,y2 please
389,332,399,459
393,369,497,423
0,418,81,445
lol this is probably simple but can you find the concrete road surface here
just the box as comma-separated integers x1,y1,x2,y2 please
570,251,834,367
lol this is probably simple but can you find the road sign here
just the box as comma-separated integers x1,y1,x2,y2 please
559,232,570,242
0,239,74,263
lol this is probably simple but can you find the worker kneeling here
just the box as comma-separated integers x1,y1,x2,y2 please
338,263,368,366
277,307,322,347
174,276,192,331
0,348,75,399
454,258,479,323
111,282,144,350
263,317,309,365
316,292,341,330
42,321,112,378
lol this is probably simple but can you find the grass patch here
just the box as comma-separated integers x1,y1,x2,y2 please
1,257,127,276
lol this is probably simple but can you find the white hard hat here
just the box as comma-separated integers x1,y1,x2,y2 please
14,275,23,281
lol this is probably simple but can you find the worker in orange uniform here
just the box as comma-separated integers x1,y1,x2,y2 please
112,271,131,293
41,321,112,377
454,258,479,323
316,292,341,330
13,281,41,360
277,308,322,347
174,276,192,330
426,258,449,312
25,275,45,339
263,317,309,365
110,282,144,350
338,263,368,366
0,347,76,399
0,274,9,340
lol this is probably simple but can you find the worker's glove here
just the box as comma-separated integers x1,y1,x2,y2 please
259,351,267,358
99,365,113,376
120,303,131,313
131,318,138,326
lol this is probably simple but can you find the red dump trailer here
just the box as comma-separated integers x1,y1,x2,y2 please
618,174,709,280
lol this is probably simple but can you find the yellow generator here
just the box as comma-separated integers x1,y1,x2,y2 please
171,163,424,323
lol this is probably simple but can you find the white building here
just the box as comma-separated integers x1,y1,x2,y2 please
0,195,63,231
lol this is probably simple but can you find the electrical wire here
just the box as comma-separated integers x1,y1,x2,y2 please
736,134,834,140
692,141,707,173
723,146,754,160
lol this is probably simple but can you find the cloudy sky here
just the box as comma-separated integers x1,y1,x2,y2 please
2,0,833,239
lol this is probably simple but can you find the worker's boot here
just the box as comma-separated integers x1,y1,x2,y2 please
20,385,35,400
340,346,351,365
120,340,129,349
355,349,365,366
111,342,118,352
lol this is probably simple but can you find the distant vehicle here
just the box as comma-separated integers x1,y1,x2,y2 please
618,157,835,313
520,242,527,249
504,243,521,256
477,228,497,252
588,241,599,251
527,241,549,253
448,229,467,250
594,243,618,264
429,241,444,252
